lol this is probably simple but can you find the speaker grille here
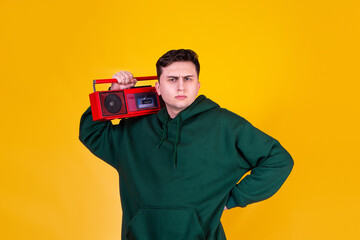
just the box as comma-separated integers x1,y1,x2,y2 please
100,91,127,116
104,94,122,113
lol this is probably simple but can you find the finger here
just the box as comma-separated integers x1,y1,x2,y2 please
125,72,134,84
113,71,134,85
121,72,131,85
112,72,124,84
118,71,128,84
124,71,133,79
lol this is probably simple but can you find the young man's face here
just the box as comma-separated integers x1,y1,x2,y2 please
155,61,200,118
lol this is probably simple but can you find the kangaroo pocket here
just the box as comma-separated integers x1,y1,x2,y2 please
126,206,206,240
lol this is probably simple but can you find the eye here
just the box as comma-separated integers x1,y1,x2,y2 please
184,77,191,81
169,78,176,82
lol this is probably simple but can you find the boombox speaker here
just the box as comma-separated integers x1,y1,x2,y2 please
89,76,164,121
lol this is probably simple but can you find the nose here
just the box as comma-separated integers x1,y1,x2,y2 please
177,79,185,91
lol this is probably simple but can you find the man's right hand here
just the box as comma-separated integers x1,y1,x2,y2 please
111,71,137,90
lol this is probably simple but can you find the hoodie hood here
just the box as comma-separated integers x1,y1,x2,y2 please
157,95,219,123
157,95,219,167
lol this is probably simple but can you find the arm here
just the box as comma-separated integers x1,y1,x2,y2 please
226,122,294,209
79,107,123,169
79,71,137,169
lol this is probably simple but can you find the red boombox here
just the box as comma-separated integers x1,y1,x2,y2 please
89,76,164,121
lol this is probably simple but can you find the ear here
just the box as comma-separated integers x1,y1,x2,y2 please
155,81,161,95
198,81,201,90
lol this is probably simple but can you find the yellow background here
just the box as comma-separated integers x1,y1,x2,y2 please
1,0,359,239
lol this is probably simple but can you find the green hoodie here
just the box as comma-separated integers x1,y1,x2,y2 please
79,95,293,240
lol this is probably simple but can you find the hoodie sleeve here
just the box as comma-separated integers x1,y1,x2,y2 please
226,121,294,209
79,107,122,170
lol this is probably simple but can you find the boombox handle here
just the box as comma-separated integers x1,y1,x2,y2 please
93,76,158,92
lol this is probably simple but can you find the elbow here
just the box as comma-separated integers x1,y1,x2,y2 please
283,151,294,175
275,140,294,173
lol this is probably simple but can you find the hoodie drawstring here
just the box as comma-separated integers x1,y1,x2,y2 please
173,115,182,168
157,114,169,149
157,113,182,168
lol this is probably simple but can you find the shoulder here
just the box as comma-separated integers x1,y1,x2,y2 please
195,96,249,129
211,106,249,126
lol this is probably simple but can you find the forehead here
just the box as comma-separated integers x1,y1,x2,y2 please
161,61,197,76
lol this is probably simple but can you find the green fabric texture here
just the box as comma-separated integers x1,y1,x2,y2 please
79,95,293,240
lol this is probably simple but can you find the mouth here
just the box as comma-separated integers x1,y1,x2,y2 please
175,95,187,100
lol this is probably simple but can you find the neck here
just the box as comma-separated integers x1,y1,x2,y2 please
166,108,180,119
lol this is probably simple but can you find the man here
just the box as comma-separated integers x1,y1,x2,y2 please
79,49,293,240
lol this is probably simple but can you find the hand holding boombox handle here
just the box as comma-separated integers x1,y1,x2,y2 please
93,76,158,92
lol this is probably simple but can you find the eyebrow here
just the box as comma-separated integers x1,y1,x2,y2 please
167,75,195,78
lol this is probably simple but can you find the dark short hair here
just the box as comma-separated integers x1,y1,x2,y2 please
156,49,200,80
